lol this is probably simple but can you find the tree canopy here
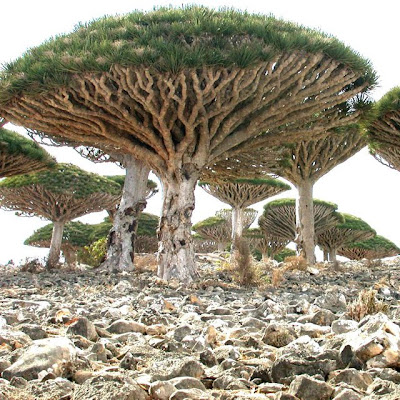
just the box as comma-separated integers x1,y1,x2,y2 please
0,128,55,178
368,87,400,171
259,198,341,240
338,235,400,260
317,212,376,261
0,6,377,281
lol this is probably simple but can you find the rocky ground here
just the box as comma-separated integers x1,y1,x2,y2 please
1,255,400,399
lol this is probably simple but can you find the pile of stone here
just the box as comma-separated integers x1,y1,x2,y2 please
0,257,400,399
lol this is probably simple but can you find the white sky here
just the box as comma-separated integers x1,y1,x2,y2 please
1,0,399,264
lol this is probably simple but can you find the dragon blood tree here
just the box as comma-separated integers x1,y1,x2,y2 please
0,7,376,281
192,216,231,252
368,87,400,171
0,127,55,178
216,208,259,231
338,235,400,260
0,164,121,268
316,213,376,262
259,198,342,246
24,221,94,265
198,177,290,245
214,125,366,265
244,227,290,261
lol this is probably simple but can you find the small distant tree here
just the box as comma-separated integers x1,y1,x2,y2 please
259,198,342,243
24,221,94,265
0,164,121,268
192,216,230,252
338,235,400,260
368,87,400,171
216,208,259,232
244,228,290,261
316,213,376,262
0,127,55,178
199,177,290,245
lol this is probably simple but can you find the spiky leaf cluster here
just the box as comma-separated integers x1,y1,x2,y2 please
0,6,376,102
338,235,400,260
260,198,341,240
244,227,289,258
0,128,55,178
216,208,258,230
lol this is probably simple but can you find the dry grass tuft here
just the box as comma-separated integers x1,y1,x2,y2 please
347,288,389,321
284,255,308,271
135,253,158,273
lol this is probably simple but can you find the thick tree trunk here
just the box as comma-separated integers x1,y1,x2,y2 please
231,207,244,251
47,221,65,269
295,180,316,265
157,169,199,282
328,247,337,263
103,155,150,271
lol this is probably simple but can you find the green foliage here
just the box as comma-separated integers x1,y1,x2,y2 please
192,216,226,231
24,221,94,248
0,128,55,165
373,87,400,119
337,213,375,233
137,212,159,236
78,237,107,267
274,248,297,263
346,235,400,252
263,198,338,212
0,163,121,198
0,6,376,103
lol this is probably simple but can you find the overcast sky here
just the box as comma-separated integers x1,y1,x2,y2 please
1,0,399,264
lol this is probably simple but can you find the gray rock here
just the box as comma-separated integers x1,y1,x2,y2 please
170,388,211,400
66,317,98,342
340,313,400,368
328,368,373,391
72,373,147,400
119,352,140,370
309,309,338,326
262,323,297,348
0,328,32,348
107,319,146,334
331,319,358,334
366,378,398,396
289,375,334,400
332,388,362,400
173,324,192,341
314,290,347,313
199,348,218,367
2,337,77,381
149,380,176,400
18,324,48,340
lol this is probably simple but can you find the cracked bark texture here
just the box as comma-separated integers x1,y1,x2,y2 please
102,155,150,271
1,56,368,281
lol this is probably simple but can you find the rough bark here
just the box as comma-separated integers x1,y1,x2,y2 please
295,180,316,265
157,167,199,282
47,221,65,269
103,155,149,271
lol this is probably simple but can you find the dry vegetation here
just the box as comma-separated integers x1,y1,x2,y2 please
346,288,389,321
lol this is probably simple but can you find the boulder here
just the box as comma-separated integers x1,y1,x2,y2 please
289,375,334,400
2,337,77,381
